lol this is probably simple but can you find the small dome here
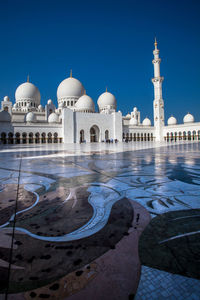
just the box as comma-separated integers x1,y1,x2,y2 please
75,94,95,112
133,107,137,112
57,77,84,100
25,112,36,123
15,82,41,104
183,113,194,123
168,116,177,125
38,104,43,111
48,112,59,123
97,91,116,110
129,117,138,125
47,99,53,105
4,96,9,102
13,103,17,108
126,113,131,119
0,110,11,122
59,102,64,108
142,117,151,126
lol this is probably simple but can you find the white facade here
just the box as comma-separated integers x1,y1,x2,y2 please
0,40,200,145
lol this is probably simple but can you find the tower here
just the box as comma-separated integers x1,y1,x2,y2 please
152,38,165,141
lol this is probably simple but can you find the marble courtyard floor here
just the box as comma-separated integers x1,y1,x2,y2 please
0,141,200,299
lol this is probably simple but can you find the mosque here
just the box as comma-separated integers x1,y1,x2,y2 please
0,40,200,145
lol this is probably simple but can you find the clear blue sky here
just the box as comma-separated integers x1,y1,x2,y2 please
0,0,199,123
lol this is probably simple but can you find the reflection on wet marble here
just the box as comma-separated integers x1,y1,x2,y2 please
0,141,200,298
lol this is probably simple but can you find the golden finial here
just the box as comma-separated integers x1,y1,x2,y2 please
106,87,108,92
154,37,157,48
70,69,72,78
27,74,30,82
84,89,86,95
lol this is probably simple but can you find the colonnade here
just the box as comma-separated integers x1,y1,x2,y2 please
123,132,154,142
165,130,200,142
0,132,62,144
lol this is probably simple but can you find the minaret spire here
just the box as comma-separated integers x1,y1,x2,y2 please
154,37,157,49
152,38,165,141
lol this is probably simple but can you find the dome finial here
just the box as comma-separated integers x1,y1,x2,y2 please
106,87,108,92
154,37,157,49
70,69,72,78
84,89,86,95
27,74,30,82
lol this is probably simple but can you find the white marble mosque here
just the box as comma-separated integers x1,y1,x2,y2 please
0,39,200,145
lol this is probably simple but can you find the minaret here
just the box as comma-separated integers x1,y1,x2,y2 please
152,38,165,141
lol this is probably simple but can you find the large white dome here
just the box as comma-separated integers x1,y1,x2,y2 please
168,116,177,125
97,91,116,110
25,112,37,123
0,110,11,122
183,113,194,123
15,82,41,104
57,77,85,100
129,117,138,125
48,112,59,123
75,95,95,112
142,117,151,126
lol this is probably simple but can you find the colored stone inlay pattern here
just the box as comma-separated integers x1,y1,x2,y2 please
0,141,200,299
135,266,200,300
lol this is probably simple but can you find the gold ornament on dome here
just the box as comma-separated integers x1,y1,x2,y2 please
154,37,157,47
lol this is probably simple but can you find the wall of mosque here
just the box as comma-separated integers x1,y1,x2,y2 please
62,108,75,143
122,119,130,126
11,111,46,123
0,123,13,135
62,108,122,143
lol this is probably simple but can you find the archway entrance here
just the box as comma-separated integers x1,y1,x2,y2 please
80,130,84,143
105,130,109,140
90,125,99,142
